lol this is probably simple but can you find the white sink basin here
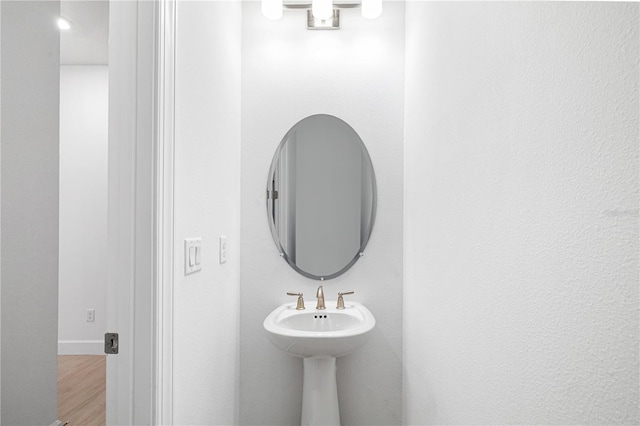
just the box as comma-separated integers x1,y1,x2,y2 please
264,300,376,425
263,301,376,358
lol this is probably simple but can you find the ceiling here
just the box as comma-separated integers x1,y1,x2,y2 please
60,0,109,65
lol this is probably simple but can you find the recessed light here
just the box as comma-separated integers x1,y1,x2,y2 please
57,17,72,30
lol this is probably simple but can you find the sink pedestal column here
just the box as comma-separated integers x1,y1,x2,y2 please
301,356,340,426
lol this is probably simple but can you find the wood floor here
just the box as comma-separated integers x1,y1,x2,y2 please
58,355,106,425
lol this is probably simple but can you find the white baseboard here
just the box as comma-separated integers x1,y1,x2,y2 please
58,340,104,355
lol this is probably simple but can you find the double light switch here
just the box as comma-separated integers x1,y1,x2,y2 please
185,238,202,275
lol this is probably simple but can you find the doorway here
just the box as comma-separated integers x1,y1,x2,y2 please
1,1,160,423
58,1,109,424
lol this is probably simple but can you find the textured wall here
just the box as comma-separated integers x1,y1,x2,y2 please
404,2,639,424
240,2,405,425
1,1,60,423
59,65,108,355
172,2,242,424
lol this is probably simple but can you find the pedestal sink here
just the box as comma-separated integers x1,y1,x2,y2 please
263,301,376,426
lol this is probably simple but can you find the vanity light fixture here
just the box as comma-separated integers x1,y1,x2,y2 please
312,0,333,19
262,0,382,29
262,0,283,20
361,0,382,19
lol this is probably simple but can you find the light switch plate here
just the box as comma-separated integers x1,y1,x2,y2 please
185,238,202,275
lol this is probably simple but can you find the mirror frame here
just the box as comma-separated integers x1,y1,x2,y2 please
266,114,377,280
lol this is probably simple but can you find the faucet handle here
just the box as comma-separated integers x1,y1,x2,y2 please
287,292,305,310
336,291,354,309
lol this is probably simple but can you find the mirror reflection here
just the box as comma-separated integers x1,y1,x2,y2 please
267,114,377,280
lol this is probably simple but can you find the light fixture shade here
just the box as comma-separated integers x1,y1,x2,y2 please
312,0,333,20
262,0,283,20
361,0,382,19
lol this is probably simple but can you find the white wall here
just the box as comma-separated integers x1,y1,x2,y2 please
404,2,639,424
240,3,404,425
59,65,108,355
172,1,242,424
0,1,60,423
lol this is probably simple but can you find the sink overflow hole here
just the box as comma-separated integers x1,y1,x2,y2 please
314,315,328,319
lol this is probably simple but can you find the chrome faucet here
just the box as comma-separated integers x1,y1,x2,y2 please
316,286,326,310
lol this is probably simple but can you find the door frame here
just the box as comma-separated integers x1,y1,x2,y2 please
107,0,175,423
155,0,176,423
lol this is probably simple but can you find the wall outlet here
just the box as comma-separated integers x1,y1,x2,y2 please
219,235,228,264
86,309,95,322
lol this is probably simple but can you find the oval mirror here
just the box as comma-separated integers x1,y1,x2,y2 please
267,114,377,280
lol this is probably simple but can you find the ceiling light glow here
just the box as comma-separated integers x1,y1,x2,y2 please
57,17,71,30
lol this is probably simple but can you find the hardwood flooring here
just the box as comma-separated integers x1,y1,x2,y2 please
58,355,106,425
